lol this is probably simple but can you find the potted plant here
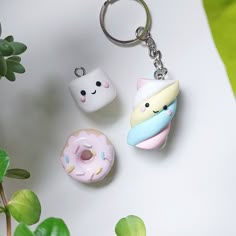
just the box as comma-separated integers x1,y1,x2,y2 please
0,23,27,81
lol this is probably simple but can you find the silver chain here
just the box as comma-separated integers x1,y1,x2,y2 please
136,27,168,80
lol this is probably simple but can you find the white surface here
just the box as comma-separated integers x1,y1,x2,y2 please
0,0,236,235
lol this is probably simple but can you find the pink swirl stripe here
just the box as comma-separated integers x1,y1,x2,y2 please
136,123,171,149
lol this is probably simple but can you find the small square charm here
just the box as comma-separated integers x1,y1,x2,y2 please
69,67,117,113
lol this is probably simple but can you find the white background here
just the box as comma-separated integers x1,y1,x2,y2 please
0,0,236,235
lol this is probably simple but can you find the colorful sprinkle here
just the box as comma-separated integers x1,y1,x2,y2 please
90,173,95,181
105,156,112,163
101,152,105,160
91,149,96,156
76,172,85,176
65,156,70,164
67,165,75,174
95,167,103,175
82,142,93,148
74,145,80,154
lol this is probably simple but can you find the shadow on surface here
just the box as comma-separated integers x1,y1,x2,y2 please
0,78,66,193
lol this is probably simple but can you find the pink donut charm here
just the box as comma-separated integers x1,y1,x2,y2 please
61,129,115,183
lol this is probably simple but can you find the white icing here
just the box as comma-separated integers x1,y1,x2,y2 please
134,79,176,107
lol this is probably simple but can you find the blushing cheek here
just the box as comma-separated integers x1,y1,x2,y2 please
167,110,172,116
80,96,86,103
103,81,110,88
140,106,146,112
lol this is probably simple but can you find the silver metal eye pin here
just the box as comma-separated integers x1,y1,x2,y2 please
99,0,167,80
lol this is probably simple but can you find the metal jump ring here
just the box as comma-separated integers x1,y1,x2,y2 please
100,0,152,45
74,67,86,78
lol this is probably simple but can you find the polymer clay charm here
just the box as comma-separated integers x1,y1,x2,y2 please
61,129,115,183
127,79,179,149
100,0,181,150
69,67,116,113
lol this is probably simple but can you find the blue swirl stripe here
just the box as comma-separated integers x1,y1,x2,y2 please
127,99,177,146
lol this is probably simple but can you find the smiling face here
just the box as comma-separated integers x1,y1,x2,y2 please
69,68,116,112
131,80,179,127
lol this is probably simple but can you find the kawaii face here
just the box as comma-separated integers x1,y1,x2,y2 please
69,68,116,113
139,100,173,118
79,80,110,103
130,80,179,127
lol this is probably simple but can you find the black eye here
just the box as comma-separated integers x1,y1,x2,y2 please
96,81,102,87
163,105,168,110
81,90,86,96
145,103,150,108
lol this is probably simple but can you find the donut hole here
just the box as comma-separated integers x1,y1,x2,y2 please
80,150,94,161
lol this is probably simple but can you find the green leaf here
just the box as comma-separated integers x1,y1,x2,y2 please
6,60,25,73
5,72,16,81
8,189,41,225
7,56,21,62
203,0,236,96
5,36,14,42
0,56,7,76
0,39,13,56
6,169,30,179
14,223,34,236
9,42,27,55
0,149,10,182
115,215,146,236
35,218,70,236
0,206,5,213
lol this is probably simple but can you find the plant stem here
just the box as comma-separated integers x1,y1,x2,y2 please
0,182,11,236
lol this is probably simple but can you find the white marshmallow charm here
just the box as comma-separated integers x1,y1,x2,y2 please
69,67,117,112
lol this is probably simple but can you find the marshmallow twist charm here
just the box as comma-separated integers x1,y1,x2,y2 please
127,79,179,149
100,0,181,150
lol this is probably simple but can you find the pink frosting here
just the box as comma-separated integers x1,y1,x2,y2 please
137,78,150,90
136,123,171,150
61,130,115,183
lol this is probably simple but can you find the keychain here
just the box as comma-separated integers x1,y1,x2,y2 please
100,0,180,150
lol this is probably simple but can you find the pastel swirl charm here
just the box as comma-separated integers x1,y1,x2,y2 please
127,78,180,150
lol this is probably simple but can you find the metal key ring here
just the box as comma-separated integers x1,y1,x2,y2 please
100,0,152,45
